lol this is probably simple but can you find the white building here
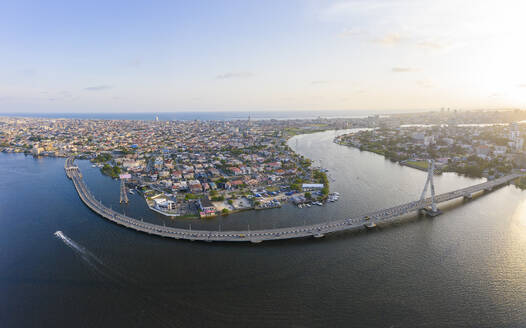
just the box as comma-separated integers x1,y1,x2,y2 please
509,124,523,152
154,198,176,210
494,145,507,155
302,183,324,191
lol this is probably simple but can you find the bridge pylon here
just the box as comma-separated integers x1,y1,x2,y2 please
420,159,441,216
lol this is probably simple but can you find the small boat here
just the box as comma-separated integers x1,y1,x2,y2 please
306,204,311,208
129,189,135,194
364,222,377,230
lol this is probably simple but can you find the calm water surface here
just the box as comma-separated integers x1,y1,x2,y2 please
2,129,526,327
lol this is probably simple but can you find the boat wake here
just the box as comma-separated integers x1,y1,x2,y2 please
54,231,92,259
53,230,227,326
54,230,127,283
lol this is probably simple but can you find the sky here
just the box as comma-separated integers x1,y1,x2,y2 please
1,0,526,113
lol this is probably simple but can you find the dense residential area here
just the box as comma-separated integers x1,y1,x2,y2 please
0,116,347,218
4,110,526,218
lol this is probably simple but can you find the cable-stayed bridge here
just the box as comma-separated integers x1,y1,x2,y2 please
65,157,521,243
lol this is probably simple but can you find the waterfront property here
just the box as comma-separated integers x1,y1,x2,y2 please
0,116,343,218
66,157,521,243
335,123,526,180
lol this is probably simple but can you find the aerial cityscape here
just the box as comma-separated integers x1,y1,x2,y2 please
3,110,526,237
2,0,526,327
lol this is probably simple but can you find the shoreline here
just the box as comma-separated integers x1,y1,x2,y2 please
138,129,335,218
64,156,521,242
333,132,525,189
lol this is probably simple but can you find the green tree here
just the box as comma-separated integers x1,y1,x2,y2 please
290,183,301,192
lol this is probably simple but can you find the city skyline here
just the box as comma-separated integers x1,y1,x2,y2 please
2,0,526,113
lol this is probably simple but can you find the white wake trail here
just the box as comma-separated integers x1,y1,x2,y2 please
53,232,205,326
54,230,120,281
54,231,91,258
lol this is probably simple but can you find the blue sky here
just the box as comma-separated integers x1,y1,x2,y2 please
1,0,525,113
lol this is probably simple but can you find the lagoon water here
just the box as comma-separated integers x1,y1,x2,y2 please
2,129,526,327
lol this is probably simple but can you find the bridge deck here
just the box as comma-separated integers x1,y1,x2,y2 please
65,157,521,242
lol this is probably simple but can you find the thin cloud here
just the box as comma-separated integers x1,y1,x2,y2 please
416,41,445,49
392,67,417,73
84,85,111,91
59,91,72,98
519,84,526,88
339,27,361,37
216,72,253,79
374,33,402,45
489,93,503,98
321,1,392,20
311,80,330,85
416,80,434,88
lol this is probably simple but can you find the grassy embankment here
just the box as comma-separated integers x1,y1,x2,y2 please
513,176,526,190
100,164,121,178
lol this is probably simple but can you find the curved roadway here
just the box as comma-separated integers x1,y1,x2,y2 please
65,157,521,243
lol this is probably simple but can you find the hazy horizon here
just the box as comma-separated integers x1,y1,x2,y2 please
2,0,526,113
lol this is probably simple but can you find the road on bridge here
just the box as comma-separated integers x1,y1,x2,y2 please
65,157,521,243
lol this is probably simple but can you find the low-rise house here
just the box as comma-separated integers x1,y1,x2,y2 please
231,180,244,188
229,167,242,175
198,197,216,217
172,181,188,191
188,180,202,193
494,145,507,155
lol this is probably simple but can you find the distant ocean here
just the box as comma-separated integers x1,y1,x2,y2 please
1,109,427,121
